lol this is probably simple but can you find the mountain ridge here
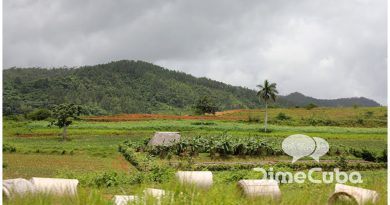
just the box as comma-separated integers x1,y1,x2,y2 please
3,60,381,115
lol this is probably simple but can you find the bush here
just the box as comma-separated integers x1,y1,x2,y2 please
247,115,260,123
364,111,374,118
193,96,219,115
355,118,364,125
27,109,52,120
360,149,376,162
3,144,16,152
305,103,317,110
191,121,216,126
275,112,291,121
335,155,348,170
377,149,387,163
4,115,25,121
118,146,153,171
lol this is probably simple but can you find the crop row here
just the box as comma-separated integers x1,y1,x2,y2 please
122,135,284,158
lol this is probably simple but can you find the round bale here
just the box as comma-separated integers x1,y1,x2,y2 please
30,177,78,196
3,178,35,198
176,171,213,188
144,188,166,199
330,183,379,205
237,179,281,199
113,195,138,205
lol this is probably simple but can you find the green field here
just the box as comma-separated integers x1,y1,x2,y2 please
3,107,388,205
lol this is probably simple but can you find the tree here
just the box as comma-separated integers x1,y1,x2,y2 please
194,96,218,115
50,104,83,140
27,108,52,120
256,80,278,132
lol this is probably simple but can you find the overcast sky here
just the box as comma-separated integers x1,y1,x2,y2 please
4,0,387,104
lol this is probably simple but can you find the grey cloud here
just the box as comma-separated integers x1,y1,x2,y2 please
4,0,387,104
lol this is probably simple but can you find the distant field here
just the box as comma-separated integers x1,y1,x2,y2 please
85,107,387,127
3,107,388,205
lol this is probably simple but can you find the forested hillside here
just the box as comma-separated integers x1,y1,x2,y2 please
4,60,262,115
3,60,380,115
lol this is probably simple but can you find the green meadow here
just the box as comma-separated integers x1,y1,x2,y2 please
3,107,388,204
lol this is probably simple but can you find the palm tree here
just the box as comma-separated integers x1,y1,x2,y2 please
257,80,278,132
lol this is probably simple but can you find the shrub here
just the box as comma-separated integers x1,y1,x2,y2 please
356,118,364,125
335,155,348,170
94,171,121,187
27,109,52,120
275,112,291,121
305,103,317,110
360,149,376,162
247,115,260,123
364,111,374,118
193,96,219,115
191,121,216,126
3,144,16,152
145,166,175,183
377,149,387,163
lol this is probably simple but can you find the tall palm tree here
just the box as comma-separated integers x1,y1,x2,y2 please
257,80,278,132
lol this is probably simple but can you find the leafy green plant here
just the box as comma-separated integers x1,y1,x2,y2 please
360,149,376,162
275,112,291,121
3,144,16,153
305,103,317,110
335,155,348,170
247,114,260,123
27,109,52,120
377,149,387,163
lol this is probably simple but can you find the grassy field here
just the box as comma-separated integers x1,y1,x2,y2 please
2,107,388,204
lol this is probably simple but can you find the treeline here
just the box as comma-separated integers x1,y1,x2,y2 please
3,60,381,116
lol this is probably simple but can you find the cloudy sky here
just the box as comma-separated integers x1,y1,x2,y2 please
4,0,387,104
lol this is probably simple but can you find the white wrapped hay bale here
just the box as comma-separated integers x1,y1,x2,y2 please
237,180,281,199
3,178,35,198
113,195,138,205
328,184,379,205
30,177,78,196
176,171,213,188
148,132,180,146
144,188,166,199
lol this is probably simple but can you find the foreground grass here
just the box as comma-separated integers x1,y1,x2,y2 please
4,170,387,205
3,111,387,204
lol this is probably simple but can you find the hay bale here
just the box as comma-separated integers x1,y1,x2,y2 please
3,178,35,198
144,188,166,199
113,195,138,205
30,177,78,196
148,132,180,146
327,192,359,205
176,171,213,188
237,180,281,199
327,184,379,205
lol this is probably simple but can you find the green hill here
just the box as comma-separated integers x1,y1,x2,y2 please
3,60,380,115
